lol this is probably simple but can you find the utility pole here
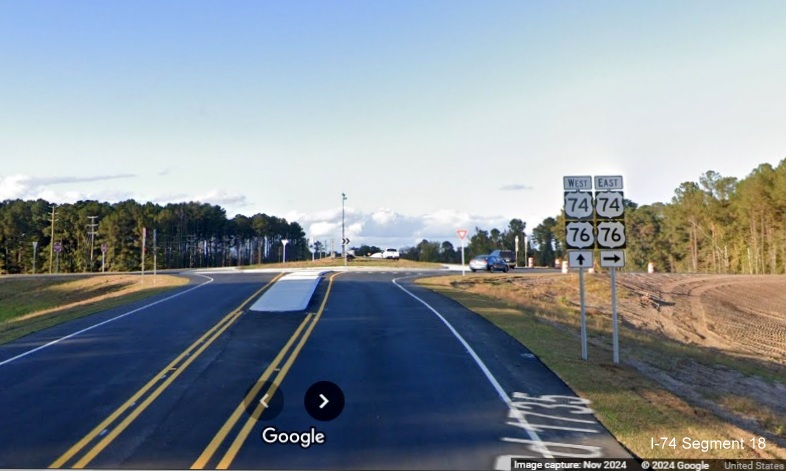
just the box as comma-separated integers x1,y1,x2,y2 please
87,216,98,271
342,193,347,266
49,205,57,274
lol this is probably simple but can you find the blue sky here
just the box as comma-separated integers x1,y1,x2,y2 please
2,1,785,249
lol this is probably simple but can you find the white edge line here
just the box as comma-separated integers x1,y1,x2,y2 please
0,274,215,368
392,275,553,459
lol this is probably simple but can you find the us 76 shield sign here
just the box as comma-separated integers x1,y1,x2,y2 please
596,221,626,249
565,221,595,249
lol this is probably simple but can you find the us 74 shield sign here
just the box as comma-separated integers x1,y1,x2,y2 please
595,191,624,219
564,191,593,219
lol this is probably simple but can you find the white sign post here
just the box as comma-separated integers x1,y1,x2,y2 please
457,229,468,276
281,239,289,264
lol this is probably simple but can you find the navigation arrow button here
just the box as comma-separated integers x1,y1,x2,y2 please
305,381,345,421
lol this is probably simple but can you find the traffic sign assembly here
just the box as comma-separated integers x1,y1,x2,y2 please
563,174,626,364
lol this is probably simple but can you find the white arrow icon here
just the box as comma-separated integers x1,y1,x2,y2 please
319,394,329,409
260,394,269,409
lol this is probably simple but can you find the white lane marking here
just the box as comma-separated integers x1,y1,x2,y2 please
0,274,214,368
391,276,553,459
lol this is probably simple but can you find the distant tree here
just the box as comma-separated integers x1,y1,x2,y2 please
468,227,495,257
532,217,558,267
417,239,441,262
352,244,382,256
439,240,459,263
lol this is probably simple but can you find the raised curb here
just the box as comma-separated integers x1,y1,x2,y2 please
249,270,328,312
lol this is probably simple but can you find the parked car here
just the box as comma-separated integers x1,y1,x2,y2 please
383,248,400,260
486,255,510,272
489,249,516,269
469,255,490,272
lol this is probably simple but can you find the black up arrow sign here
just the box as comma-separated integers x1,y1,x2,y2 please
568,251,592,268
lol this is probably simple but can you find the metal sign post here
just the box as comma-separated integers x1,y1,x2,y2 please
568,250,593,360
580,267,588,360
141,227,146,283
153,229,157,283
101,243,107,273
611,267,619,363
32,242,38,274
595,175,626,364
564,176,594,360
457,229,467,276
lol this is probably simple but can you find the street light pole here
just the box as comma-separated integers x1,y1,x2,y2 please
523,231,528,268
342,193,347,266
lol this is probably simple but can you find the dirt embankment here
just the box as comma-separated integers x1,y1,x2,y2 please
587,273,786,447
617,273,786,362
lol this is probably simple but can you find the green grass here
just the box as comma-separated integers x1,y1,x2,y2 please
0,275,188,345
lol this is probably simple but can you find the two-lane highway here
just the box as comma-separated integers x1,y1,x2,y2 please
0,270,630,470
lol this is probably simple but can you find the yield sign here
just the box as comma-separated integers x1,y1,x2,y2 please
457,229,468,240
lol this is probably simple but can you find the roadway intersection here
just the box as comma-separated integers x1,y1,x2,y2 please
0,270,630,470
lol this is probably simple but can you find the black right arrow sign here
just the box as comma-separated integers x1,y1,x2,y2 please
599,250,625,268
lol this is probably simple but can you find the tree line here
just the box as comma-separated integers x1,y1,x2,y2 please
623,160,786,274
3,159,784,274
399,159,786,274
0,199,307,274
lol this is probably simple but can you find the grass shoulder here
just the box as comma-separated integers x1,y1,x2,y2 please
0,274,188,345
416,273,786,460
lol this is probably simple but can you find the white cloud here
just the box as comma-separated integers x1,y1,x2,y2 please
0,173,139,203
292,206,510,250
371,208,398,225
500,183,533,191
191,189,248,208
0,175,30,200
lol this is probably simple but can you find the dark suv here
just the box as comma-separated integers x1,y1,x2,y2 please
489,249,516,269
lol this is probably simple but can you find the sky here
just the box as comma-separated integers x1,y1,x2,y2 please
2,1,786,250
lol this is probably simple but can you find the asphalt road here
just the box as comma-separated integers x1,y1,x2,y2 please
0,270,630,470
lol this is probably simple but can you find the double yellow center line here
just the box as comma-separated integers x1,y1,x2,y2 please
51,273,285,469
191,272,341,469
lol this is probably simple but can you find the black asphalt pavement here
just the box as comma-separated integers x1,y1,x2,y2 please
0,270,630,470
